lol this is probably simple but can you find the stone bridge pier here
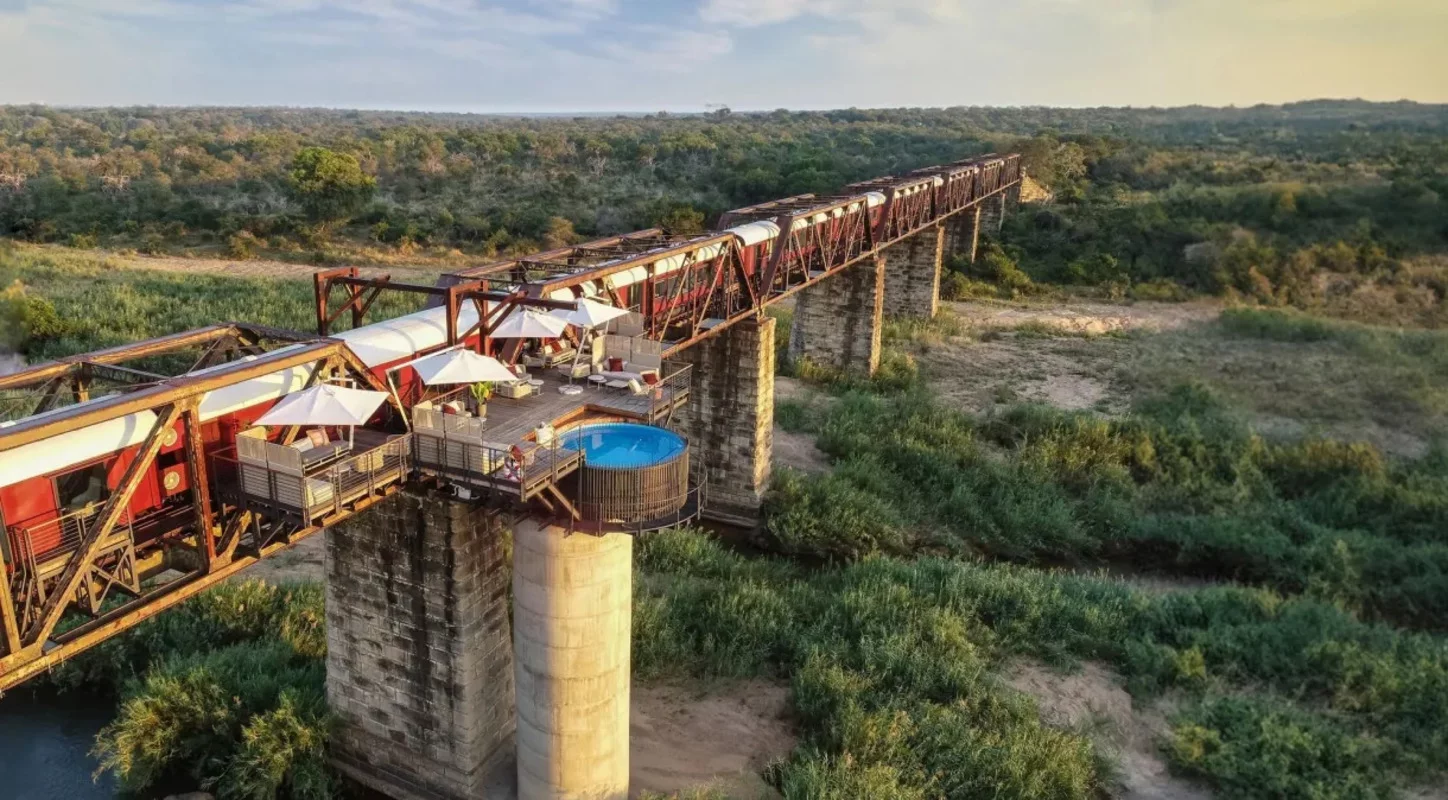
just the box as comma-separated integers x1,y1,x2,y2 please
325,490,515,800
679,316,776,528
942,205,982,267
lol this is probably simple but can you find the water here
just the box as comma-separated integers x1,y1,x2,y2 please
560,423,685,469
0,691,115,799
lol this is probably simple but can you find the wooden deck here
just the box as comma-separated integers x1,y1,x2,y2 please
478,373,687,446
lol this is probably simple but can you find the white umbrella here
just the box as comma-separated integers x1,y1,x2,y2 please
411,348,518,386
490,308,569,339
256,383,389,449
552,299,631,382
551,298,630,329
257,384,389,426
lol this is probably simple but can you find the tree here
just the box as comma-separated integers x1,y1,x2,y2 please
286,147,375,230
654,204,704,235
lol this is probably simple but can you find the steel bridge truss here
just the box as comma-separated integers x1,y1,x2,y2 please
458,153,1023,357
0,332,402,691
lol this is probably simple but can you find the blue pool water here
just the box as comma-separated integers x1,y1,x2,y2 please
561,423,685,469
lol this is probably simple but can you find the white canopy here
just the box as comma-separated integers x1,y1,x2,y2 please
551,298,630,330
490,308,568,339
255,384,389,427
411,349,518,386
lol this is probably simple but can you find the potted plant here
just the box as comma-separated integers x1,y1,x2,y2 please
469,381,493,416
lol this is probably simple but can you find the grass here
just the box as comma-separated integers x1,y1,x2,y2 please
49,581,332,799
0,241,428,363
1125,307,1448,449
635,529,1448,800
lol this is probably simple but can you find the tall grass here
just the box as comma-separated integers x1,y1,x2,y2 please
763,380,1448,630
634,529,1448,799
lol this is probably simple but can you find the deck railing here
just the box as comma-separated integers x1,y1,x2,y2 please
213,435,412,524
412,406,581,500
650,361,692,420
7,503,135,581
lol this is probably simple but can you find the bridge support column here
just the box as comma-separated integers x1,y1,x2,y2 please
881,224,943,319
325,490,515,800
943,205,981,266
513,520,631,800
681,316,774,527
981,192,1008,234
788,256,883,376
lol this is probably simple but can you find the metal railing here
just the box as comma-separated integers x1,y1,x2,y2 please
213,435,412,524
649,361,692,421
412,407,580,500
7,503,134,581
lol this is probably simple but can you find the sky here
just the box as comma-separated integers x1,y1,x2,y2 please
0,0,1444,112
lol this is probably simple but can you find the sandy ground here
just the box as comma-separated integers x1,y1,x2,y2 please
772,376,831,474
630,680,796,798
917,299,1436,458
1004,659,1211,800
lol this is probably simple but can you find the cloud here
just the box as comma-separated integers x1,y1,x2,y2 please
0,0,1443,109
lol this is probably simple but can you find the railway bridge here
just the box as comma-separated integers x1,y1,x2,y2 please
0,153,1021,799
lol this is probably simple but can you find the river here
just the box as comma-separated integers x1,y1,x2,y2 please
0,690,115,799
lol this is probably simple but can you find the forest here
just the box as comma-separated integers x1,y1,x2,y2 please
0,101,1445,287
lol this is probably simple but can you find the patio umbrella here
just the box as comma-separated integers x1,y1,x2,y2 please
550,298,630,329
552,299,631,381
489,308,569,339
411,348,518,386
255,383,389,448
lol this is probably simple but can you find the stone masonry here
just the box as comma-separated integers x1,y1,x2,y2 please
942,204,981,265
787,255,883,376
326,490,514,800
881,224,943,319
980,192,1008,235
680,316,774,527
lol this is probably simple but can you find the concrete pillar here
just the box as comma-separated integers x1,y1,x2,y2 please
325,490,515,800
513,520,632,800
680,316,774,527
943,205,981,266
881,224,943,319
787,256,883,377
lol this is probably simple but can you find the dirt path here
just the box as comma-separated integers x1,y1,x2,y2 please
98,250,413,281
1004,659,1211,800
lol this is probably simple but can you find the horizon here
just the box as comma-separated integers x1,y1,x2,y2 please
4,97,1444,117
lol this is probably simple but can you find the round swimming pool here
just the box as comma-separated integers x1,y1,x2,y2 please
560,423,690,525
560,423,686,469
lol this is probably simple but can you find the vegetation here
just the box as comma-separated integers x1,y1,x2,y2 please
5,99,1448,799
635,529,1448,799
50,581,331,799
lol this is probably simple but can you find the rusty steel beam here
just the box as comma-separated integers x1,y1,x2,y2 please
0,341,338,454
0,485,403,692
0,546,20,658
183,405,217,568
0,325,245,392
24,402,183,646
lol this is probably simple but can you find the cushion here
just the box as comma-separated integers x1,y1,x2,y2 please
307,428,329,447
608,356,625,371
642,371,660,385
289,438,316,453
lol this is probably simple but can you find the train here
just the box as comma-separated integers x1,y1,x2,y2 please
536,154,1017,327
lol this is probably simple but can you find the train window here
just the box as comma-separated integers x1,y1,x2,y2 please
55,462,110,514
